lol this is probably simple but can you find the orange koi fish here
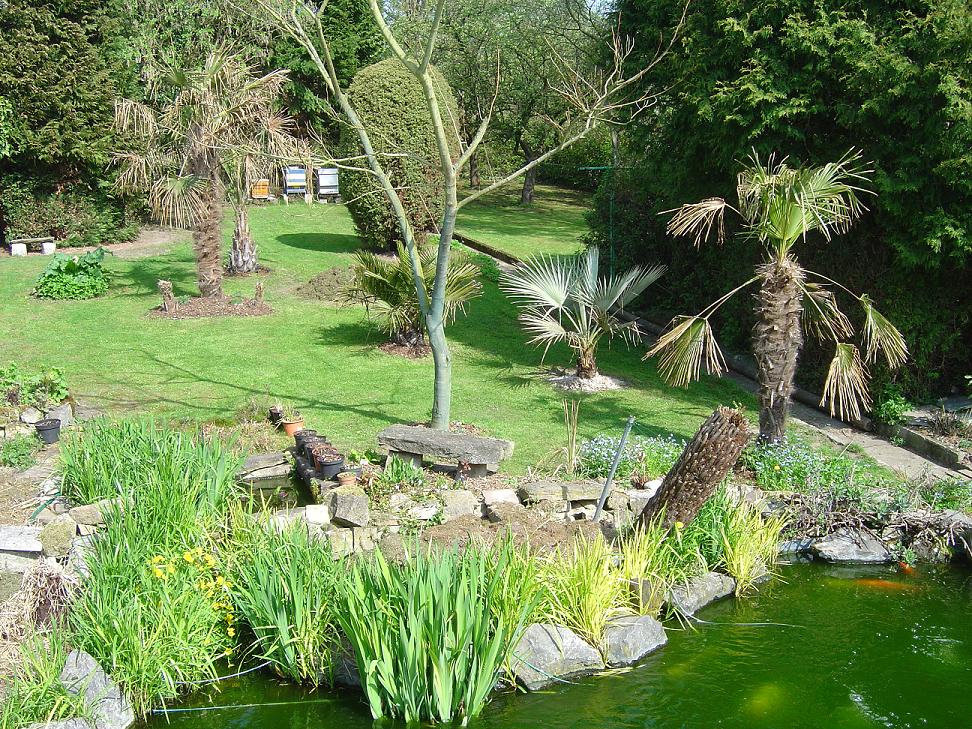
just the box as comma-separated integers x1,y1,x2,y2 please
854,578,915,591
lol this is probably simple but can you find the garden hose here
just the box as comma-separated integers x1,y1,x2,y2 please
174,660,272,687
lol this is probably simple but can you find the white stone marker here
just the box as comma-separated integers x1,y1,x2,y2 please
9,243,27,256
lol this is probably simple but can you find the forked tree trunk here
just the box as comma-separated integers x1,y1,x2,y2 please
193,185,224,298
639,407,751,528
227,206,257,274
754,257,804,442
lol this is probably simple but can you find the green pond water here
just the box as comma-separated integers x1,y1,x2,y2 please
146,562,972,729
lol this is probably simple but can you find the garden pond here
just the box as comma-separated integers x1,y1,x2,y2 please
146,561,971,729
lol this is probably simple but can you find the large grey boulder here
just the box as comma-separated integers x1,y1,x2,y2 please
27,720,92,729
440,489,479,521
377,424,514,471
327,486,370,527
481,488,519,507
237,452,291,481
666,572,736,615
39,515,77,558
20,407,43,425
517,480,564,503
45,403,74,429
59,650,134,729
509,624,603,691
602,614,667,667
811,529,892,563
562,480,603,502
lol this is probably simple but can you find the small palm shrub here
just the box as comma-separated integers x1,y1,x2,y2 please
32,248,110,300
500,247,665,378
343,243,482,346
227,514,342,685
339,542,539,725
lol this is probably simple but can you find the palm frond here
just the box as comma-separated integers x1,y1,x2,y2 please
646,315,726,387
860,294,908,368
821,343,870,421
499,254,574,310
113,99,158,139
799,281,853,342
665,198,730,247
147,175,209,228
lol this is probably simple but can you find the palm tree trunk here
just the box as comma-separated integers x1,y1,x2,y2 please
576,348,598,379
193,184,224,298
639,407,750,528
227,205,257,274
753,257,804,442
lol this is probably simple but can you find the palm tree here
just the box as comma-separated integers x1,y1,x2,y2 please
648,150,908,442
112,48,303,297
343,243,483,347
500,247,665,378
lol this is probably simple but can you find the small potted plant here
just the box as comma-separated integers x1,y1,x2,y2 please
336,470,357,487
34,418,61,445
293,428,318,455
268,403,284,426
280,406,304,437
312,443,345,481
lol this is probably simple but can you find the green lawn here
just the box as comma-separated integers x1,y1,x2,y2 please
455,184,591,260
0,203,750,471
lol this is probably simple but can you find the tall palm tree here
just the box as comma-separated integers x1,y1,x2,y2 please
500,247,666,378
343,243,483,347
112,48,303,297
648,150,908,442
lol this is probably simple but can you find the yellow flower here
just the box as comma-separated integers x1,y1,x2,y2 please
204,555,216,567
227,627,236,637
774,464,781,471
223,647,234,656
675,521,685,530
183,551,195,564
194,547,204,556
152,555,166,564
215,575,225,586
153,567,165,579
223,580,233,589
166,564,176,575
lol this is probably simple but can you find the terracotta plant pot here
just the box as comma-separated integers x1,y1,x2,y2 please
35,418,61,445
282,418,304,437
336,471,357,487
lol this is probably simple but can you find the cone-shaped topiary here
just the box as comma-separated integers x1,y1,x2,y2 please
339,59,460,251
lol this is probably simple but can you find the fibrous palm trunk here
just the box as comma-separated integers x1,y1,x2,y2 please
639,406,750,528
193,183,224,299
576,348,598,379
227,205,257,274
753,257,804,442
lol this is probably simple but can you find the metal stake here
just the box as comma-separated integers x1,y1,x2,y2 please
593,415,635,522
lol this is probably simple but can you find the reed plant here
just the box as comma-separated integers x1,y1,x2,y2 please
226,512,342,685
718,501,786,594
537,535,626,646
338,541,539,725
0,637,87,729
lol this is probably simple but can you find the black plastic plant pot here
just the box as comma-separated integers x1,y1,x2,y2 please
268,406,284,425
293,429,317,453
35,418,61,445
303,436,329,460
316,455,345,481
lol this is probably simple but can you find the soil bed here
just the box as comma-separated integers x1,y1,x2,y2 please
150,296,272,320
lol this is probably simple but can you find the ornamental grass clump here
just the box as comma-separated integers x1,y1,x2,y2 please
338,541,539,725
0,637,87,729
226,512,342,685
537,535,626,646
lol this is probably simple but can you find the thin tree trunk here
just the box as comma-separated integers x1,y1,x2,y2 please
519,139,537,204
469,149,481,188
227,205,257,273
193,185,223,298
639,407,751,528
754,257,804,442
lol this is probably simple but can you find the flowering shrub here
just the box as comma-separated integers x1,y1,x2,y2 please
578,434,685,483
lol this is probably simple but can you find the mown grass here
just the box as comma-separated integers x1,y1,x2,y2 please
456,183,591,259
0,201,749,472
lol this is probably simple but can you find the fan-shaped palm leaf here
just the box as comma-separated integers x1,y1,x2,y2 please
799,281,854,342
646,315,726,388
665,197,730,247
860,295,908,368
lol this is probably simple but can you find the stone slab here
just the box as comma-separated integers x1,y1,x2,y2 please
377,424,513,467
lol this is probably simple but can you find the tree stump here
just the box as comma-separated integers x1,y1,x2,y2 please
157,280,177,313
639,406,750,528
253,281,264,303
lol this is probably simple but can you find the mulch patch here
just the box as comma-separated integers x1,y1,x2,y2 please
379,342,431,359
150,296,272,320
297,267,353,303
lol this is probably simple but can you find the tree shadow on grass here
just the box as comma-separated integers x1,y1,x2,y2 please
110,250,199,300
276,232,360,255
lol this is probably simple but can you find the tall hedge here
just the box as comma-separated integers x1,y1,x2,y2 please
588,0,972,399
339,59,460,250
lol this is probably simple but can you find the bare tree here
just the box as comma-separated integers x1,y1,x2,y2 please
255,0,689,429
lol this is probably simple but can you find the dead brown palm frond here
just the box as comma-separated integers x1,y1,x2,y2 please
646,315,726,387
664,197,731,247
860,294,908,368
799,281,854,341
0,560,78,640
821,343,871,421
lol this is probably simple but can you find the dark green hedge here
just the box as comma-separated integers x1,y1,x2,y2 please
339,59,460,251
587,0,972,400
